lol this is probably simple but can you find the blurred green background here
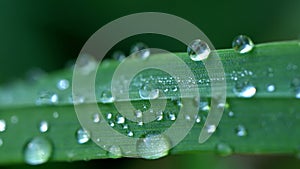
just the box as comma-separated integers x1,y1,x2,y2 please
0,0,299,168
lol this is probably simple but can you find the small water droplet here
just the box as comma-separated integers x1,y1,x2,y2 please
0,120,6,132
233,82,256,98
139,84,159,100
53,112,59,119
291,78,300,99
36,91,59,105
235,125,247,137
39,121,49,133
109,122,115,127
156,111,163,121
187,39,211,61
76,128,90,144
92,113,101,123
232,35,254,54
168,112,176,121
206,124,216,134
112,51,126,61
195,115,201,123
24,136,52,165
107,145,122,158
216,143,233,157
107,113,112,120
267,84,275,92
10,115,18,124
228,111,235,117
0,138,3,147
100,90,115,103
71,95,85,105
123,124,128,129
136,134,171,159
130,42,150,59
57,79,70,90
116,115,125,124
127,131,134,137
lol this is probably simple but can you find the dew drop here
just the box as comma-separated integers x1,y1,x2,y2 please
232,35,254,54
0,120,6,132
76,128,90,144
116,115,125,124
127,131,134,137
71,95,85,105
216,143,233,157
168,112,176,121
39,121,49,133
291,78,300,99
130,42,150,59
99,90,115,103
0,138,3,147
195,115,201,123
10,115,19,124
36,91,59,105
267,84,275,92
206,124,216,134
106,113,113,120
112,51,126,61
139,84,159,100
53,112,59,119
228,111,235,117
24,136,52,165
156,111,163,121
235,125,247,137
107,145,122,158
136,134,171,159
187,39,211,61
233,82,256,98
57,79,70,90
92,113,101,123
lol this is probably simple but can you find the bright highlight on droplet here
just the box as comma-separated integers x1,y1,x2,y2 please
187,39,211,61
232,35,254,54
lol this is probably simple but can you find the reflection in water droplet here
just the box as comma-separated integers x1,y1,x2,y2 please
0,120,6,132
92,113,101,123
139,84,159,100
100,90,115,103
130,42,150,59
233,82,256,98
206,125,216,134
39,121,49,133
216,143,233,156
107,145,122,158
187,39,211,61
232,35,254,54
76,128,90,144
57,79,70,90
24,136,52,165
235,125,247,137
136,134,171,159
112,51,126,61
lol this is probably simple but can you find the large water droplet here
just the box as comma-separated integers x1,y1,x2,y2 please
99,90,115,103
57,79,70,90
39,121,49,133
130,42,150,59
0,120,6,132
112,51,126,61
24,136,52,165
136,134,171,159
187,39,211,61
216,143,233,157
139,84,159,100
233,82,256,98
76,128,90,144
232,35,254,54
235,125,247,137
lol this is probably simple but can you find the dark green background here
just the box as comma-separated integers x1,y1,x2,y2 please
0,0,299,168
